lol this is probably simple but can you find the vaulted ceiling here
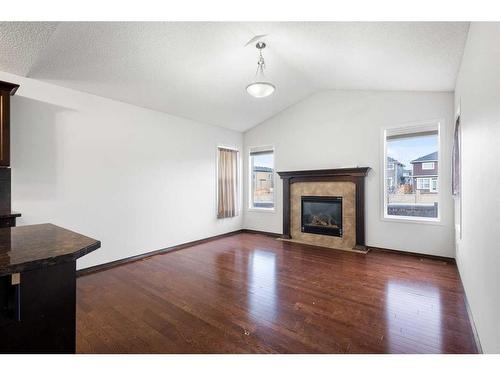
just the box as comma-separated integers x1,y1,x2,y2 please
0,22,469,131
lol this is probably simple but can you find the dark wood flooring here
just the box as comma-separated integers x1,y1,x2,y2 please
76,233,478,353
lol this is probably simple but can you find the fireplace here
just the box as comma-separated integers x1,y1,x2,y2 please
277,167,370,250
301,196,342,237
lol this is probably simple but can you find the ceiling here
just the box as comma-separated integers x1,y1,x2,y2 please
0,22,469,131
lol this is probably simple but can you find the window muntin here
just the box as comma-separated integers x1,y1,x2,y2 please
250,148,275,209
383,123,440,221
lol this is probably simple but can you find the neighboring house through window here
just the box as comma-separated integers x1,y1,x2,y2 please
411,151,438,193
249,147,275,209
383,122,440,221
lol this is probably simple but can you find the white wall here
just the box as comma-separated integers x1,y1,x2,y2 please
454,23,500,353
243,90,455,257
0,71,243,270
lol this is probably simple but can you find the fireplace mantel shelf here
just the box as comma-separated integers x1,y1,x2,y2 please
277,167,370,179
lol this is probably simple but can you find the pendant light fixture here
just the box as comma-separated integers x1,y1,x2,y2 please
246,42,276,98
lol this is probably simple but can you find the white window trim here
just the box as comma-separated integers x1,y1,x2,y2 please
387,162,394,170
381,120,443,225
422,162,435,170
216,144,241,217
248,145,276,212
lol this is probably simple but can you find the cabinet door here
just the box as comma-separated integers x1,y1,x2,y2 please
0,262,77,353
0,91,10,167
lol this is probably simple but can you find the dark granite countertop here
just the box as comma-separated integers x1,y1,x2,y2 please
0,223,101,277
0,212,21,219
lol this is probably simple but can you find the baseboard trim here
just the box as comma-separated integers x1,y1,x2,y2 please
76,229,243,277
368,246,456,264
455,260,483,354
463,292,483,354
77,230,457,277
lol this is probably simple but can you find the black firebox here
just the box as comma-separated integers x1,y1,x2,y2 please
301,196,342,237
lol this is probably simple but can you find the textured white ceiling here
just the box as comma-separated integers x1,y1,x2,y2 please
0,22,469,131
0,22,59,76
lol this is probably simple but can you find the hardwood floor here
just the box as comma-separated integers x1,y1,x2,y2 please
76,233,478,353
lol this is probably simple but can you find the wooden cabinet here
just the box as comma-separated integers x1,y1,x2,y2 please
0,261,77,353
0,81,18,167
0,224,101,353
0,91,11,166
0,80,21,227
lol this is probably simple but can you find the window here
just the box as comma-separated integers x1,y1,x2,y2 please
416,177,438,192
387,177,393,188
430,178,438,193
217,147,239,218
249,147,274,209
417,178,430,190
383,122,440,221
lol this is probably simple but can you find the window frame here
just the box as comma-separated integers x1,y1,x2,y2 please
381,120,442,224
248,146,276,212
422,162,435,170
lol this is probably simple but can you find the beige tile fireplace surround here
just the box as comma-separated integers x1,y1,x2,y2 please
290,181,356,251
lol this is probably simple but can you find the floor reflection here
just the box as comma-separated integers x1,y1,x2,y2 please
247,249,278,323
385,280,442,353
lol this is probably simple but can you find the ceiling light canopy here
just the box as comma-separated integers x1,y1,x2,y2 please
246,42,276,98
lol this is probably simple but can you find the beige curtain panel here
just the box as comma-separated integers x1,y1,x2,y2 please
217,148,238,218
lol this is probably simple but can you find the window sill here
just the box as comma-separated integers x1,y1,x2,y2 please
381,215,444,226
247,207,276,213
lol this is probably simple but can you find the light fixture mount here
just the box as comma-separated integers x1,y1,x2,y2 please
246,41,276,98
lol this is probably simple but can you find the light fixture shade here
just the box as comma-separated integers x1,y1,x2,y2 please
246,82,276,98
